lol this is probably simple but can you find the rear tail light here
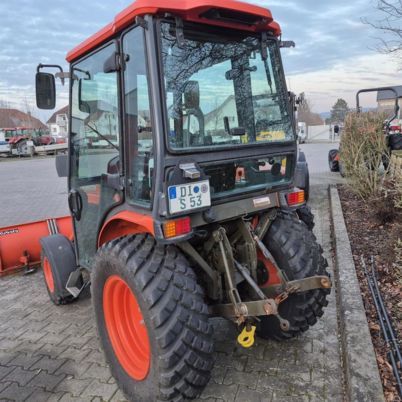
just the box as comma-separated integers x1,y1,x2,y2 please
287,190,305,206
163,217,191,239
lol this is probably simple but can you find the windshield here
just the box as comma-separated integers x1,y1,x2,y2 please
160,21,294,151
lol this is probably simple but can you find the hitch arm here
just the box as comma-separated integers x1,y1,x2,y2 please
262,275,332,298
213,228,245,321
209,275,331,320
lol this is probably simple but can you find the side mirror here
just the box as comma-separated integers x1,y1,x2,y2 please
296,92,305,106
78,79,96,113
279,40,296,48
184,81,200,110
36,72,56,110
55,154,68,178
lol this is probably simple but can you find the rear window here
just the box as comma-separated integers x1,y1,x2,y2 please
203,155,293,200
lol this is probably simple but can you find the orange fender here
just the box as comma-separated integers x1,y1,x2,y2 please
98,211,154,248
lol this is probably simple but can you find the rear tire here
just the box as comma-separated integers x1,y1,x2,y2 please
389,133,402,150
303,168,310,202
296,205,315,230
328,149,339,172
92,234,214,402
17,140,28,157
256,213,330,341
296,152,310,202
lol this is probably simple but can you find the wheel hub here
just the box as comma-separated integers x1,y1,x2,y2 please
103,275,151,381
43,257,55,293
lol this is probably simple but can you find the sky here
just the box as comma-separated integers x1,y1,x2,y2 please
0,0,400,122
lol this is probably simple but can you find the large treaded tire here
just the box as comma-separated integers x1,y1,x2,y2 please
257,213,330,341
328,149,339,172
92,234,214,402
303,168,310,202
40,234,78,306
296,204,315,231
389,133,402,150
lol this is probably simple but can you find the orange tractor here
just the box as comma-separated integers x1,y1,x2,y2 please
2,1,331,400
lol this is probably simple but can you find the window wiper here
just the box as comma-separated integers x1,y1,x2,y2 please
263,59,273,93
260,32,273,93
86,123,119,151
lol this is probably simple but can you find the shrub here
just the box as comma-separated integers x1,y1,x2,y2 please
340,112,389,198
372,179,401,224
394,174,402,210
392,179,402,210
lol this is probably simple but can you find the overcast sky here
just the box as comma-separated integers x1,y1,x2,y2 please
0,0,400,121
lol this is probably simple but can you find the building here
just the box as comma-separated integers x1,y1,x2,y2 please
203,95,238,134
47,105,69,137
377,86,402,116
0,108,47,131
84,109,118,135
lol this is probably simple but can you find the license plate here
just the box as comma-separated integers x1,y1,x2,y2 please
168,180,211,214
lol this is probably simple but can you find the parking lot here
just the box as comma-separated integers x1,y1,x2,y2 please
0,145,345,401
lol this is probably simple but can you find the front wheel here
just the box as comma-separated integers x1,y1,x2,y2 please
257,213,330,341
40,234,78,305
92,234,214,402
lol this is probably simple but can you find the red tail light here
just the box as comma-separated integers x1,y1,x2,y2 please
287,190,305,206
163,217,191,239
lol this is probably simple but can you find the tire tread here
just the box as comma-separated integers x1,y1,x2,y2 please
94,235,213,401
258,213,329,341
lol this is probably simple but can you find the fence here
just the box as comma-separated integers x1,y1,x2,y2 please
306,125,338,142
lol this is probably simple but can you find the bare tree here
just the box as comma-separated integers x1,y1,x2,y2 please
297,98,324,126
363,1,402,54
23,97,34,129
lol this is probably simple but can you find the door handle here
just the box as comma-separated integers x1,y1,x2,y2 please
68,189,83,221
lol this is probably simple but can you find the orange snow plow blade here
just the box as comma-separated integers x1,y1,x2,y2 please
0,216,73,276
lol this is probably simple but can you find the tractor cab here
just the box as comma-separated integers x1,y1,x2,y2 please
34,3,330,400
36,1,304,267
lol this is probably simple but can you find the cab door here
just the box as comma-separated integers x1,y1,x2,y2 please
69,43,122,268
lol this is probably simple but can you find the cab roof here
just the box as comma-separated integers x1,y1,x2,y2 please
66,0,281,63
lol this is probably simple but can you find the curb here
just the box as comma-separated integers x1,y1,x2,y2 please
329,185,385,402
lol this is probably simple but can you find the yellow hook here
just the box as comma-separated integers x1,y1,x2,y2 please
237,325,256,348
